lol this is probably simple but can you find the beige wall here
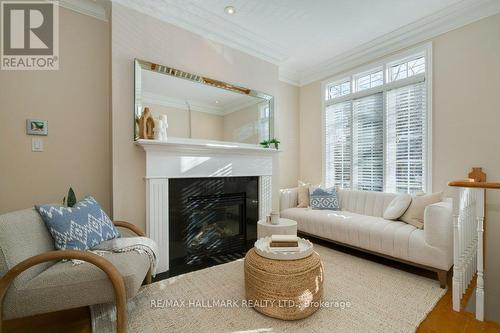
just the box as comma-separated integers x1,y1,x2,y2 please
277,81,300,188
432,14,500,321
298,13,500,320
298,80,322,184
111,3,298,231
0,8,111,214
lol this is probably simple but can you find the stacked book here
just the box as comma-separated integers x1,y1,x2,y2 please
269,235,299,252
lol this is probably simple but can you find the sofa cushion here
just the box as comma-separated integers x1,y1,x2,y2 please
400,192,443,229
281,207,418,261
35,196,120,251
383,194,412,220
309,186,339,210
3,251,150,319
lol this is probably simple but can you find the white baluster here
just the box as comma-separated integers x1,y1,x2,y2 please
452,187,462,312
476,188,485,321
452,188,484,314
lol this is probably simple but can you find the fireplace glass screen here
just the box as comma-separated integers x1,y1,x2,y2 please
169,177,258,276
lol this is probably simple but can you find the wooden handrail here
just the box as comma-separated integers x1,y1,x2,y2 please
448,180,500,189
449,167,500,189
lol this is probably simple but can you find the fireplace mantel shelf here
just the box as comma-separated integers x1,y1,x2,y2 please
135,138,281,155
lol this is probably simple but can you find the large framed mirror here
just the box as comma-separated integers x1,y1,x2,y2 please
134,59,274,145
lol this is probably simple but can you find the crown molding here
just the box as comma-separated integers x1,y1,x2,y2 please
278,67,301,87
58,0,109,22
297,0,500,86
112,0,289,65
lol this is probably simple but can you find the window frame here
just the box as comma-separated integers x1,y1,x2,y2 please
321,43,432,193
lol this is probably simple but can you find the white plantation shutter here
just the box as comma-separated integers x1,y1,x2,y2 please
324,50,429,194
386,82,426,193
325,101,352,188
353,93,384,191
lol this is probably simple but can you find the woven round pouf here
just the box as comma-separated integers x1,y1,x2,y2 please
244,248,324,320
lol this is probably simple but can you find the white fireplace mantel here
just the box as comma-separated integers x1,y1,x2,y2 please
135,137,278,273
135,138,281,155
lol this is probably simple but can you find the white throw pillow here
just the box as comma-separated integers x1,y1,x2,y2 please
383,194,412,220
297,180,311,208
400,192,443,229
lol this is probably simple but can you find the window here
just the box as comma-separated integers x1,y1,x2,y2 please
323,47,429,193
258,102,270,142
388,56,425,82
354,69,383,92
325,101,351,189
326,80,350,100
386,83,426,193
353,93,384,191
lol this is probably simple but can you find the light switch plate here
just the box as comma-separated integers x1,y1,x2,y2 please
32,138,44,152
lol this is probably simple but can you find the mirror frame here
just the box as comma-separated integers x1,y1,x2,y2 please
134,59,274,143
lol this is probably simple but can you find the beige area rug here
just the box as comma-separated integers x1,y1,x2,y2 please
90,244,446,333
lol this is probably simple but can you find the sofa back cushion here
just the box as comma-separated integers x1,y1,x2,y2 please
400,192,443,229
0,208,55,287
338,189,398,217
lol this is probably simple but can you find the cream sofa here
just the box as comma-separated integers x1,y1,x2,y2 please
280,188,453,287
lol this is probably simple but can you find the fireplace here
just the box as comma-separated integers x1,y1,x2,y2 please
168,176,258,276
137,139,276,274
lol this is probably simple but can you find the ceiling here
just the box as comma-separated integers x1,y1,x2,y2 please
185,0,461,72
61,0,500,86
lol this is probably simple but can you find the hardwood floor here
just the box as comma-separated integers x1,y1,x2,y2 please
3,307,91,333
4,241,500,333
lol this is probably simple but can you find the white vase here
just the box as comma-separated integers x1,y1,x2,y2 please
270,211,280,225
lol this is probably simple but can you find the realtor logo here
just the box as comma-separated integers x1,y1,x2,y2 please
1,1,59,70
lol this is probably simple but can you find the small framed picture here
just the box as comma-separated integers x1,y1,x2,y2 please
26,119,48,136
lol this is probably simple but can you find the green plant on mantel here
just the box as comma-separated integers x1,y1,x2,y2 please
62,187,77,207
269,138,280,149
259,140,270,148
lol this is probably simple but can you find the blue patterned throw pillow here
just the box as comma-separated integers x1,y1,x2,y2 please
309,186,340,210
35,196,120,251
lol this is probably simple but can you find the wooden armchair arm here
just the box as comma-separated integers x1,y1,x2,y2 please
113,220,145,237
0,250,126,333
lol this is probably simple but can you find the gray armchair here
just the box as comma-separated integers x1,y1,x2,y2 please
0,208,152,333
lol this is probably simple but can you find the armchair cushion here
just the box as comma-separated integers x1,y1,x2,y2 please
35,196,120,251
3,251,149,320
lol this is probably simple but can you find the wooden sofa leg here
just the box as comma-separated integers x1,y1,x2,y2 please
437,270,448,289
